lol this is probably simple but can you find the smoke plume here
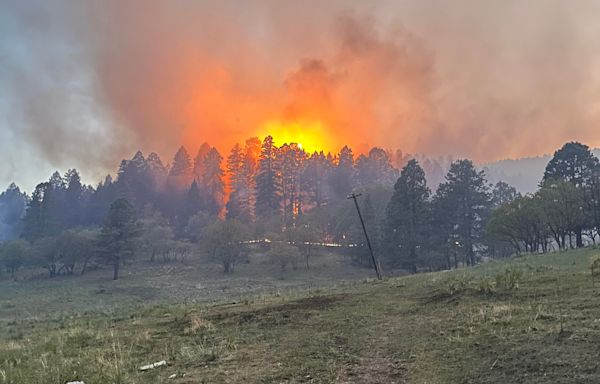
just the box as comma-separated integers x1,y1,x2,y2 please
3,0,600,190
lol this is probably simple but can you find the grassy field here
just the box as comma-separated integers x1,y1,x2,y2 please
2,248,600,383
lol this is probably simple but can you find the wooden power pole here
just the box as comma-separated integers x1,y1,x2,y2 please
347,193,383,280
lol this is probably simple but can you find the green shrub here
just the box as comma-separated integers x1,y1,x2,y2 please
474,277,496,295
444,274,472,296
495,266,524,291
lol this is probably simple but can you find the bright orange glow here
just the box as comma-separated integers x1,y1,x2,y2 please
255,119,336,154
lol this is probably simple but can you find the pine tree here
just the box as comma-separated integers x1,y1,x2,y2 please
355,147,397,187
99,198,139,280
491,181,520,208
543,141,599,188
186,180,203,213
384,159,430,272
64,169,83,227
87,175,117,225
116,151,156,210
543,141,600,247
0,183,27,241
200,147,225,216
193,142,212,181
243,137,262,217
279,143,306,227
255,136,282,219
165,146,194,219
146,152,168,189
331,145,354,199
22,181,59,240
302,151,331,208
170,146,193,180
432,160,491,267
226,144,252,221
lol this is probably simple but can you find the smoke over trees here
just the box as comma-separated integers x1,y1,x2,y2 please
5,1,600,192
2,138,600,280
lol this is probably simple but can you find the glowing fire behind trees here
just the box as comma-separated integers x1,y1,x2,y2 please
7,1,600,193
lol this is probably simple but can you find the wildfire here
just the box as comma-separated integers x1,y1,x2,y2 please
256,119,336,154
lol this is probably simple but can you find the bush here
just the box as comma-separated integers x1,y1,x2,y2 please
495,266,524,291
0,239,29,277
267,242,301,271
474,277,496,295
444,274,473,296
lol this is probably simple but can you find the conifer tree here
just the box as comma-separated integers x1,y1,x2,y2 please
543,141,600,247
0,183,27,241
302,151,331,208
193,142,212,181
169,146,193,179
255,136,282,219
331,145,354,199
64,169,83,227
226,144,252,221
384,159,430,272
432,160,491,266
279,143,306,227
200,147,225,216
99,198,139,280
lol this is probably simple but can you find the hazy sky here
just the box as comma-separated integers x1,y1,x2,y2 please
3,0,600,192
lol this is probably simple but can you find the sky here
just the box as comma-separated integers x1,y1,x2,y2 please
3,0,600,192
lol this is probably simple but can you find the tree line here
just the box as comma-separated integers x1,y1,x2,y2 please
0,139,598,280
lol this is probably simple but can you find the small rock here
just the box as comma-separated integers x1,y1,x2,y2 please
139,360,167,371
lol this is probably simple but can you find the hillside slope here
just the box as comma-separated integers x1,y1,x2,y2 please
2,248,600,383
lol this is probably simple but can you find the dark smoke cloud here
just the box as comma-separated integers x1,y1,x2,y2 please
2,0,600,191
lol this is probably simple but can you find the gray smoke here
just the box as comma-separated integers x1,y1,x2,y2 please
3,0,600,192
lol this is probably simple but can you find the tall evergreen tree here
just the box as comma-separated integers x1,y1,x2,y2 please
99,198,139,280
226,144,252,221
543,141,599,247
22,182,53,241
302,151,332,208
279,143,306,227
200,147,225,216
193,142,212,181
243,137,262,218
116,151,155,210
87,175,117,225
355,147,397,188
537,180,585,250
491,181,520,208
146,152,168,189
384,159,430,272
255,136,282,219
179,180,203,230
543,142,599,188
0,183,27,241
64,169,84,227
169,146,194,191
433,160,491,266
331,145,354,199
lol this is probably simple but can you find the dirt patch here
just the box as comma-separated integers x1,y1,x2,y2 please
209,294,347,327
336,355,407,384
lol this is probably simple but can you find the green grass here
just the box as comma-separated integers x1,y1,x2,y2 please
2,248,600,383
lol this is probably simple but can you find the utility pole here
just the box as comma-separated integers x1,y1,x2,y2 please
347,193,382,280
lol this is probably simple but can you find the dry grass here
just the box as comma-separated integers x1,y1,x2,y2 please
2,247,600,382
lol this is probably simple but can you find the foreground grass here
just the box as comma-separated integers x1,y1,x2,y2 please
2,248,600,383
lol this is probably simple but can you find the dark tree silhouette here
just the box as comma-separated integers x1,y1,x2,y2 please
255,136,282,219
99,198,139,280
384,159,430,272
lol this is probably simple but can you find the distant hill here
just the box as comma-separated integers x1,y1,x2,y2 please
481,149,600,194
